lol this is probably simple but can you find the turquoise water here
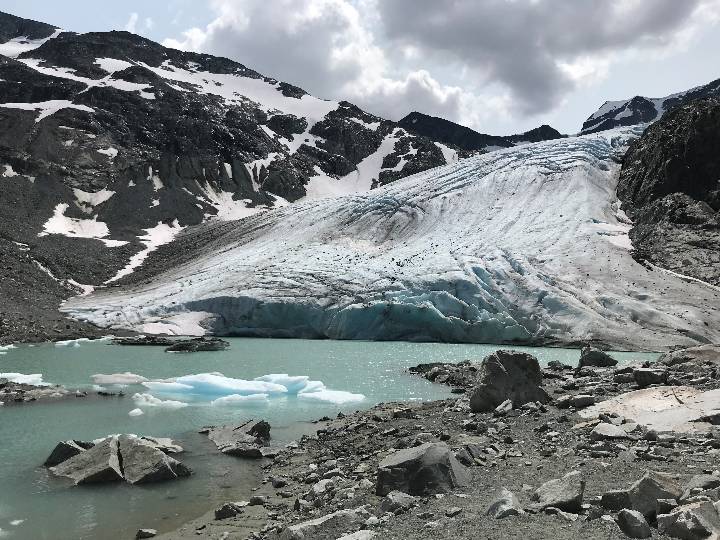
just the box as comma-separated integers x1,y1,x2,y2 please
0,338,657,539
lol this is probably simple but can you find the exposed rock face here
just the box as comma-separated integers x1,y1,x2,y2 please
469,350,549,412
617,97,720,285
398,111,563,152
44,440,93,466
375,442,469,496
657,500,720,540
626,471,683,519
617,509,652,539
117,435,191,484
49,437,123,484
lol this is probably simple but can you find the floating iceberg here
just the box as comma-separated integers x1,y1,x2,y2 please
92,372,149,385
138,372,364,407
132,392,188,409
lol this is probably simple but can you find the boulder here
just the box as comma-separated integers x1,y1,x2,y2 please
378,490,417,514
375,442,469,496
49,435,191,486
633,368,668,388
487,488,524,519
118,435,191,484
44,440,94,467
617,509,652,538
469,350,549,412
135,529,157,539
590,423,630,441
202,420,271,458
165,337,229,352
215,502,247,519
659,345,720,367
658,501,720,540
682,474,720,500
531,471,585,513
601,489,632,511
276,507,369,540
50,437,123,485
627,471,683,519
578,346,618,368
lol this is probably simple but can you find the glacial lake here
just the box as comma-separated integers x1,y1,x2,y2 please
0,338,658,539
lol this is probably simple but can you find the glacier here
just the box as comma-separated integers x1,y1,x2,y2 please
63,127,720,350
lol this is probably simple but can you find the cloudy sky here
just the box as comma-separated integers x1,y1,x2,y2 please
5,0,720,134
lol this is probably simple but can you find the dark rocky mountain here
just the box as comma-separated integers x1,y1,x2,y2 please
0,10,455,341
581,78,720,135
398,111,564,152
618,97,720,285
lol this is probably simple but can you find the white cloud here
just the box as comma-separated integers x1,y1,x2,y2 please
124,12,139,34
163,0,720,132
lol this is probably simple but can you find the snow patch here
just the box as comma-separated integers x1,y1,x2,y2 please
0,100,94,122
96,147,118,159
106,220,183,283
0,29,62,58
39,203,127,247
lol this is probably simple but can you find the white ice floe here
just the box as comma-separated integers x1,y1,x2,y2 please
0,373,45,385
63,127,720,350
54,337,93,347
0,344,16,355
0,100,94,123
106,220,184,283
141,372,364,406
211,393,270,406
92,372,148,385
128,408,144,417
132,393,188,409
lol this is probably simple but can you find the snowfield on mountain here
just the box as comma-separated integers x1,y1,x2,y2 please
63,127,720,350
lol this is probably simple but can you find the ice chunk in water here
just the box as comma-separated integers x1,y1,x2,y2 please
92,372,148,385
128,408,144,417
298,388,365,404
211,393,269,406
132,392,188,409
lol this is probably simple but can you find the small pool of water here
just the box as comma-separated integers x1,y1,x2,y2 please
0,338,657,539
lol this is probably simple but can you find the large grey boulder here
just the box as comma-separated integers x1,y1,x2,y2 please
657,501,720,540
378,490,417,514
487,488,524,519
201,419,271,458
617,509,652,538
44,440,94,467
276,507,370,540
375,442,469,496
578,346,618,368
118,435,191,484
50,437,124,485
590,423,629,441
627,471,683,519
49,435,191,486
469,350,549,412
531,471,585,513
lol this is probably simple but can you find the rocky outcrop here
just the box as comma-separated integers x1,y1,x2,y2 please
398,111,563,152
469,350,549,412
617,97,720,285
201,419,271,458
164,337,229,352
47,434,190,485
375,442,469,496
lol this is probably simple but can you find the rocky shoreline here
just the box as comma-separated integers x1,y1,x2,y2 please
144,344,720,540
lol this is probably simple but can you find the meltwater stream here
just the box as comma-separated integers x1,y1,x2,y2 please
0,338,657,540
